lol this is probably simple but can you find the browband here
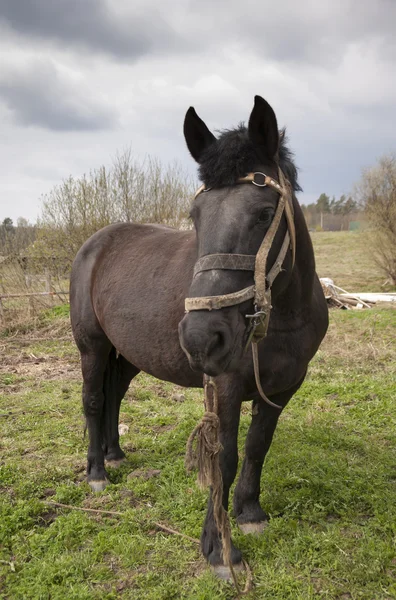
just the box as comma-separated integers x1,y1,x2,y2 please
194,172,285,200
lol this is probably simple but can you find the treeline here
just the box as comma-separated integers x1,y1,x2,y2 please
301,193,360,230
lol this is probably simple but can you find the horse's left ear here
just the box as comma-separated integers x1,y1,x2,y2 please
248,95,279,159
183,107,216,163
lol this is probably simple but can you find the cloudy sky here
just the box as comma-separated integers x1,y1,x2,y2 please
0,0,395,223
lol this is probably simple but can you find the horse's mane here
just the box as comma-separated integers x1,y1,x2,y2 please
198,125,302,193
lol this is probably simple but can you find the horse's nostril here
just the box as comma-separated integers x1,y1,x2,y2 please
207,331,225,357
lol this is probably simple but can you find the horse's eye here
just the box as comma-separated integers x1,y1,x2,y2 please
257,209,273,226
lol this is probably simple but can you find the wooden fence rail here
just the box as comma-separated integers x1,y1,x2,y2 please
0,291,69,299
0,290,69,327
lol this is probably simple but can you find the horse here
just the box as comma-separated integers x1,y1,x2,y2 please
70,95,329,577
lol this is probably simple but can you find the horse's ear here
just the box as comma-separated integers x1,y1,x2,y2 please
248,95,279,159
184,107,216,163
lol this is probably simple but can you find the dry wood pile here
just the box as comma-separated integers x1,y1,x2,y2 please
319,278,396,310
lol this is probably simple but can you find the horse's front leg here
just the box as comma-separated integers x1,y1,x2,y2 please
233,378,305,533
233,399,281,532
200,378,243,577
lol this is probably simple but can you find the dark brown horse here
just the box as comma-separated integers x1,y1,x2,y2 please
70,95,328,576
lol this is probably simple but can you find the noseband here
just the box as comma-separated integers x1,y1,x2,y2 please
184,168,296,409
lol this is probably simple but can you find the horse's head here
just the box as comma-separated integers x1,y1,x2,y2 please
178,96,299,376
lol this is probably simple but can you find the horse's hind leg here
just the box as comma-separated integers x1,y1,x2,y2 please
81,341,112,492
102,351,140,467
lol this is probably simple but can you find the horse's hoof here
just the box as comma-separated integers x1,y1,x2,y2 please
105,458,126,469
238,520,268,535
211,562,245,581
88,479,109,492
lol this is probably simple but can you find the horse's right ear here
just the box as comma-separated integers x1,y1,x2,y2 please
183,107,216,163
248,95,279,159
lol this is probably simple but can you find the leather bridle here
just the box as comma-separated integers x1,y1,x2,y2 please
184,168,296,409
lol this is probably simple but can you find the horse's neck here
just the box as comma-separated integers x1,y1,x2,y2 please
275,197,316,313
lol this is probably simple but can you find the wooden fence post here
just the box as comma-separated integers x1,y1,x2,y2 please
0,297,4,327
25,274,34,317
45,269,54,305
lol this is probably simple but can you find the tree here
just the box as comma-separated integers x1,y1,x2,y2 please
31,150,195,270
0,217,36,258
355,153,396,285
316,193,330,213
342,196,357,216
2,217,14,232
316,193,330,229
0,218,15,255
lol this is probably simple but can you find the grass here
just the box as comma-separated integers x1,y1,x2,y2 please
1,306,396,599
1,231,396,598
311,231,395,292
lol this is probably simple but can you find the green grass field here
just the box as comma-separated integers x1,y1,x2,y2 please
1,232,396,599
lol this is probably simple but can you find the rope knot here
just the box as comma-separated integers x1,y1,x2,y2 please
201,411,220,427
185,408,223,486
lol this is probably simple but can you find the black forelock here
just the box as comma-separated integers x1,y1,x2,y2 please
198,125,302,193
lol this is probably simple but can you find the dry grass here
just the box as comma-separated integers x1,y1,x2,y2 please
0,260,69,331
322,307,395,363
311,231,392,292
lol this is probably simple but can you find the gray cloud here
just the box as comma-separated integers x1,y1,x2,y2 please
0,60,117,131
0,0,191,60
0,0,395,223
180,0,396,67
1,0,395,67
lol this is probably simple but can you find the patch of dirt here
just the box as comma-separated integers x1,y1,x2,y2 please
0,353,80,381
326,513,340,522
83,492,139,510
119,489,139,504
148,383,169,398
151,424,176,433
127,469,161,481
36,510,58,527
0,384,23,395
40,488,56,498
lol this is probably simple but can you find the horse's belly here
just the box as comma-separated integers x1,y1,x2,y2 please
99,304,203,388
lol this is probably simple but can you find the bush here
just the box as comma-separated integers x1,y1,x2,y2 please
355,153,396,286
31,150,195,270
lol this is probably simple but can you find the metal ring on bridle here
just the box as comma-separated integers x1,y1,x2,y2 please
252,172,267,187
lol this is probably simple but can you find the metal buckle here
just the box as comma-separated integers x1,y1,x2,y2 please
252,172,267,187
245,306,270,349
194,185,212,200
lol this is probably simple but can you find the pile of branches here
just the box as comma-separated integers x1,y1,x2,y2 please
320,278,396,310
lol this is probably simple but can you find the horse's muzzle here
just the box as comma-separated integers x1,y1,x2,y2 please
178,312,236,376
